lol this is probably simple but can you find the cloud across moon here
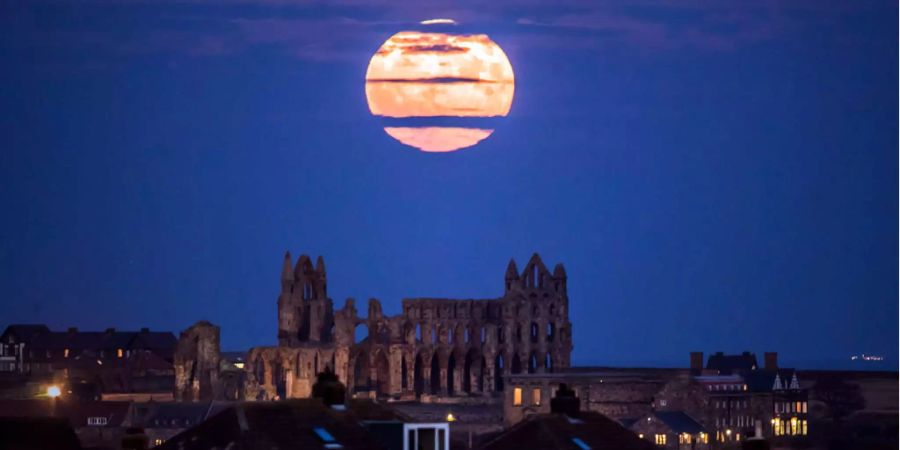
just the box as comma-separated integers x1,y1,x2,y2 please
365,28,515,153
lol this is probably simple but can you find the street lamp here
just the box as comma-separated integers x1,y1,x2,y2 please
446,413,456,422
47,385,61,418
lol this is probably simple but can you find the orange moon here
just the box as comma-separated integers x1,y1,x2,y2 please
365,28,515,153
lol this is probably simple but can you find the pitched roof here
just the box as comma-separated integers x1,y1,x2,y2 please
0,400,131,428
157,399,406,450
651,411,706,434
744,369,798,392
1,324,50,342
0,417,81,450
482,412,654,450
706,353,758,374
140,401,228,429
28,329,176,353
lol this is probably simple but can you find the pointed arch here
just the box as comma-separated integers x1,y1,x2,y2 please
528,352,538,374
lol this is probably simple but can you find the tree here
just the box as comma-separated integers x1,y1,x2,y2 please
813,377,865,423
312,367,346,406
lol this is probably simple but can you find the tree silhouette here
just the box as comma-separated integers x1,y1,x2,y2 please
813,377,865,423
312,367,346,406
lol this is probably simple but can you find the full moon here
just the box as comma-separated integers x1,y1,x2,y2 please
365,26,515,153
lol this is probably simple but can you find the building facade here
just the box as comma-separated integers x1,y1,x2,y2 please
240,252,573,401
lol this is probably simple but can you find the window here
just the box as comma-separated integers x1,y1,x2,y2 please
87,417,108,426
404,424,448,450
64,349,69,358
532,388,541,406
571,437,591,450
802,402,808,413
117,348,124,358
679,433,691,444
659,399,667,407
513,388,522,406
654,434,666,445
699,433,708,444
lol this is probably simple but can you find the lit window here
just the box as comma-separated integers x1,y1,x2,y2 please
638,434,644,439
571,437,591,450
699,433,708,444
532,388,541,406
802,402,807,413
679,433,691,444
64,349,69,358
154,438,164,446
513,388,522,406
801,419,807,435
117,348,124,358
654,434,666,445
659,399,667,407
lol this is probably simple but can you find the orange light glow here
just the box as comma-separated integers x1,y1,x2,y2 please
384,127,493,153
365,30,514,152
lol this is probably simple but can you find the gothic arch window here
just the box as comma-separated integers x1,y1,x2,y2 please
528,353,538,374
464,328,470,344
448,327,454,344
480,327,486,343
547,322,555,342
498,326,505,343
530,323,539,343
545,353,553,372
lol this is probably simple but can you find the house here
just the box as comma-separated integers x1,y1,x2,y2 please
156,399,450,450
629,411,709,449
484,384,653,450
0,417,82,450
132,400,230,447
0,324,50,373
0,399,133,449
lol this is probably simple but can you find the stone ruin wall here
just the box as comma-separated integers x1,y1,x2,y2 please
244,252,574,401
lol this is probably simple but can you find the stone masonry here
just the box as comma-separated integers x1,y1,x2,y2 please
244,252,573,401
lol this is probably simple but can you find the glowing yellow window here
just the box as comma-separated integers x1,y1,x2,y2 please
64,349,69,358
654,434,666,445
802,402,807,413
117,348,124,358
679,433,691,444
532,388,541,406
699,433,708,444
513,387,522,406
802,419,808,435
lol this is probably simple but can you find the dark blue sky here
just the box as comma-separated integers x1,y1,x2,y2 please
1,1,896,369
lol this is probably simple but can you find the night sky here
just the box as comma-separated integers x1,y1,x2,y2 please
2,1,896,370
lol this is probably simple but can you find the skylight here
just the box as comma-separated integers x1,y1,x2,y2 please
571,437,591,450
314,427,342,448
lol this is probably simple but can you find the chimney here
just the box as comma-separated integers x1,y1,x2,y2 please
67,327,78,334
764,352,778,370
140,327,149,333
550,384,581,416
690,352,704,373
742,351,751,356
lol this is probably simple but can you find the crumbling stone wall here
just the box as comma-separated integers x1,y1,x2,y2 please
247,252,573,401
173,321,221,401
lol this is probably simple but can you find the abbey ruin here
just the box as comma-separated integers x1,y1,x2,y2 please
205,252,574,401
